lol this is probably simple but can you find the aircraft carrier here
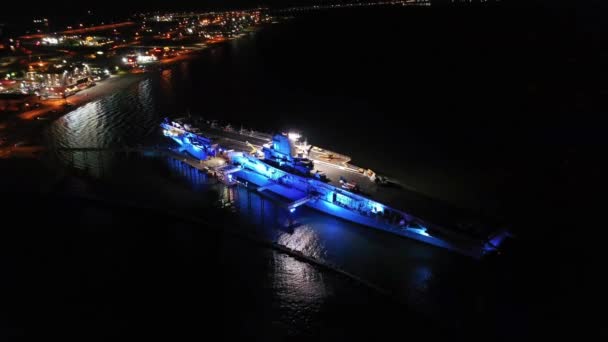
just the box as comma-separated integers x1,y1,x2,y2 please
161,117,510,258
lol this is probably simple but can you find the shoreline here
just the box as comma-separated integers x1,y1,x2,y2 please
0,40,236,158
0,72,150,157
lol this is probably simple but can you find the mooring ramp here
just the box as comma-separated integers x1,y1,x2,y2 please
287,195,315,210
216,164,242,174
257,184,274,192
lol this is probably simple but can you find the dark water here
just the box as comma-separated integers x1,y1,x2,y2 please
35,5,586,340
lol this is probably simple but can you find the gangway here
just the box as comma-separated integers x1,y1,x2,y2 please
216,165,242,175
287,195,315,211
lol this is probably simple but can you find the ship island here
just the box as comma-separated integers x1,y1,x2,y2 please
161,116,510,259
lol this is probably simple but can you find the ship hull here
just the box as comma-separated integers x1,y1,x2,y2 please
230,152,491,259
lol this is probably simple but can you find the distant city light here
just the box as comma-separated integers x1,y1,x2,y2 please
136,55,157,64
42,37,59,45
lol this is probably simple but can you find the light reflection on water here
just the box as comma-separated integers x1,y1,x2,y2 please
54,101,106,148
278,226,327,260
45,78,160,150
270,252,327,324
162,160,455,309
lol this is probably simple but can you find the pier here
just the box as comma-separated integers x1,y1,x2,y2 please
49,145,299,218
51,145,237,184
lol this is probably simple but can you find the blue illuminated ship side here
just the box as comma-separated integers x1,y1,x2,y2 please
160,118,510,259
229,150,500,259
